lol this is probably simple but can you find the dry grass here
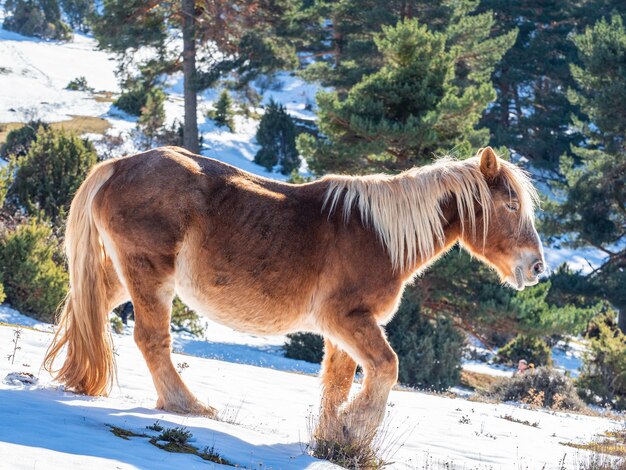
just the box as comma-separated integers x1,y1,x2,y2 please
0,122,23,145
459,370,498,393
307,410,408,469
51,115,110,135
93,91,115,103
572,449,626,470
562,425,626,470
0,116,110,145
499,414,539,427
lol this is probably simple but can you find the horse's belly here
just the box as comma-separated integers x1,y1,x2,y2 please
174,268,313,336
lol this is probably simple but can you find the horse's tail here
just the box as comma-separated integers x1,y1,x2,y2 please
44,160,116,396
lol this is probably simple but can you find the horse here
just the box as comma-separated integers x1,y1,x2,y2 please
44,145,544,448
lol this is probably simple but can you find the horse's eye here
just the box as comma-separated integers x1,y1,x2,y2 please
506,201,520,212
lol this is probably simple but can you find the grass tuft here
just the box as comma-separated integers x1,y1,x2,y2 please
145,421,163,432
198,445,232,465
108,425,148,440
312,438,387,469
499,414,539,427
562,425,626,462
108,424,234,466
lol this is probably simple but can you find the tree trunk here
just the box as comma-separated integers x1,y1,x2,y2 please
618,306,626,335
182,0,199,153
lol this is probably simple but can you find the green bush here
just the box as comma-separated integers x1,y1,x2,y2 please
66,76,93,92
60,0,93,31
170,297,205,337
10,127,97,221
577,318,626,410
0,219,68,322
495,335,553,367
114,83,156,116
109,314,124,334
0,120,49,159
0,165,13,209
483,367,585,410
138,87,166,147
3,0,71,40
386,296,464,391
158,119,184,147
254,99,300,175
283,332,324,363
210,90,235,132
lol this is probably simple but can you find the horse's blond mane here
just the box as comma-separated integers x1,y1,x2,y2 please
322,156,538,272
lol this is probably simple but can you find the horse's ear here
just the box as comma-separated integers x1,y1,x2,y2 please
479,146,500,180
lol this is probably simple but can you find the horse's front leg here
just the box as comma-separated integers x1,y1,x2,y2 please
316,338,357,442
325,312,398,446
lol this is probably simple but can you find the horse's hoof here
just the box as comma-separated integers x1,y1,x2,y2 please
157,400,218,418
191,401,218,418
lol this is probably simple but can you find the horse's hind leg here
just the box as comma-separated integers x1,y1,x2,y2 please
317,339,356,442
122,253,216,417
325,312,398,445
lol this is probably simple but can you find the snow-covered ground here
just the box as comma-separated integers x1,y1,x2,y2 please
0,312,622,470
0,30,119,123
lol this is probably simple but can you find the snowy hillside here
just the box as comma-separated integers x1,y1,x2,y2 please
0,310,623,470
0,26,320,181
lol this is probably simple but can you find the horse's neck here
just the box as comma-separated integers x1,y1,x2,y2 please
404,194,463,277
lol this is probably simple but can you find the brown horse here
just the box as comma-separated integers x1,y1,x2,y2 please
44,146,544,446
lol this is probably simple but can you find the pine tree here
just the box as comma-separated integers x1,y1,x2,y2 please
298,15,514,174
3,0,71,40
211,90,235,132
9,127,97,222
254,100,300,175
477,0,626,168
385,293,464,391
577,318,626,410
544,15,626,332
92,0,300,153
60,0,94,31
138,87,166,148
0,219,68,323
300,0,515,94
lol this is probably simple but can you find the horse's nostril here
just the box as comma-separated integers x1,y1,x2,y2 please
532,261,545,275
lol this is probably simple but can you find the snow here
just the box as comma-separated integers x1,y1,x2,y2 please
0,31,119,123
0,305,53,333
0,315,622,469
463,335,586,379
543,245,608,274
551,340,585,379
462,361,515,378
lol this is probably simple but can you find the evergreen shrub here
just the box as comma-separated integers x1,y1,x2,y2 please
495,335,553,367
10,127,97,221
3,0,71,40
577,317,626,410
386,296,464,391
0,120,49,159
0,219,68,322
284,332,324,363
254,100,300,175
